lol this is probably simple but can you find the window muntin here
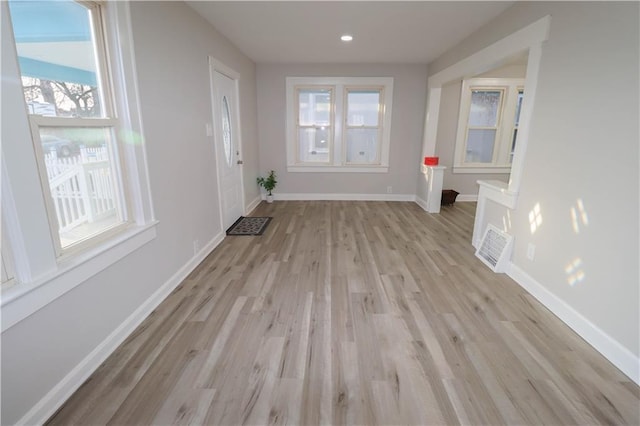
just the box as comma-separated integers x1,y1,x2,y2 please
453,78,524,173
286,77,393,172
9,0,127,254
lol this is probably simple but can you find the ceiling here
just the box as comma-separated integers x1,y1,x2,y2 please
186,1,515,64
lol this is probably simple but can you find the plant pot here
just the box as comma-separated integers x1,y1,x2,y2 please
266,194,274,203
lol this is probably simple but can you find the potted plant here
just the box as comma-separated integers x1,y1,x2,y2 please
257,170,277,203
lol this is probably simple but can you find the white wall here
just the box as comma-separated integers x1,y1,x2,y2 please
430,1,639,372
0,2,258,424
256,63,427,197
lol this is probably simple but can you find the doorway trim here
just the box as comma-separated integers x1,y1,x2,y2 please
421,15,550,204
208,56,245,232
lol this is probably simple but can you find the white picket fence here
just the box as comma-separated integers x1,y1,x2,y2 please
44,147,116,233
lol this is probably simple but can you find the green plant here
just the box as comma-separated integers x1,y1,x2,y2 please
256,170,277,196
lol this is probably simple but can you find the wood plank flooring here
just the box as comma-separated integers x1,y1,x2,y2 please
47,201,640,425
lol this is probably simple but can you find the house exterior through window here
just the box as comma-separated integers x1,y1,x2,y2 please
9,0,128,255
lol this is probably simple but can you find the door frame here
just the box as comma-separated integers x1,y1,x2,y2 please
208,56,245,232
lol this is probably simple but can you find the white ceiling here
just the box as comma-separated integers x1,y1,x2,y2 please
186,1,515,64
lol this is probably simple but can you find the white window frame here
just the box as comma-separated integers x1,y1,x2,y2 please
22,2,130,256
1,1,157,331
453,78,524,174
286,76,393,173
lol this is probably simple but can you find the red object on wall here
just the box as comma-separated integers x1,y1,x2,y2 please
424,156,439,166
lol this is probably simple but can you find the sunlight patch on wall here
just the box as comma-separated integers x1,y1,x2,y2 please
565,257,585,286
570,199,589,234
528,203,543,234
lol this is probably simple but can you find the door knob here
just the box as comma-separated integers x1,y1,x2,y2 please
237,160,243,165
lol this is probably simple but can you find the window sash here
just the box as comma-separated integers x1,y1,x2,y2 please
294,86,334,165
14,0,129,256
462,87,505,166
510,88,525,163
344,87,383,165
29,116,129,256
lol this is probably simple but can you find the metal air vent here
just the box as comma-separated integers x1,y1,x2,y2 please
475,224,513,273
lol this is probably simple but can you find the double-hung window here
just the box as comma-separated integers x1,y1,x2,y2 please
9,0,128,255
3,0,155,328
453,78,524,173
345,88,384,164
296,87,333,163
286,77,393,173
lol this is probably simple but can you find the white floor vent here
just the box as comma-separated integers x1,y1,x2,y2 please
475,224,513,273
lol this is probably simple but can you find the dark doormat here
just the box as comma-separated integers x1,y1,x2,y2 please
226,216,272,236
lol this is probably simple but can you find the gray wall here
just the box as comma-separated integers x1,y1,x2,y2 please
431,2,639,358
256,63,427,197
1,2,258,424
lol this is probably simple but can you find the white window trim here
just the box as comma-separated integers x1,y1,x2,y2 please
453,78,524,174
286,76,393,173
1,1,157,332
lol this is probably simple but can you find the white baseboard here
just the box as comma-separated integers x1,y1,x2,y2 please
273,193,417,202
245,195,262,214
508,263,639,385
456,194,478,202
415,196,429,212
17,232,226,426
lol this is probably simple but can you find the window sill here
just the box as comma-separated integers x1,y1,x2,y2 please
1,221,158,331
287,165,389,173
453,166,511,174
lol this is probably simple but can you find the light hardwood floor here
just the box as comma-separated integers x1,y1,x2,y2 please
48,201,639,425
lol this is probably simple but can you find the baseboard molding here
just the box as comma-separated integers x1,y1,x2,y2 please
456,194,478,202
245,195,262,214
273,193,417,202
17,231,226,426
415,196,429,212
508,263,639,385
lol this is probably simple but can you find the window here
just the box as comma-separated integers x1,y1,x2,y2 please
345,89,383,164
510,89,524,163
296,87,333,163
453,78,524,173
3,0,156,326
9,0,127,254
286,77,393,173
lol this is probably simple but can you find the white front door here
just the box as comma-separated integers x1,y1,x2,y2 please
211,62,244,230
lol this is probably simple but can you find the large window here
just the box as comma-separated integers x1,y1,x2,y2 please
3,0,156,326
345,89,383,164
286,77,393,173
9,0,126,254
453,78,524,173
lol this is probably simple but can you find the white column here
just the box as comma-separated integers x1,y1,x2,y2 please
424,165,446,213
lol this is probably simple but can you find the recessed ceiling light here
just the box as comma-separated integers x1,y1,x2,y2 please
341,35,353,42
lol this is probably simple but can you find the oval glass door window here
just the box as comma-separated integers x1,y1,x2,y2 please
222,96,232,166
